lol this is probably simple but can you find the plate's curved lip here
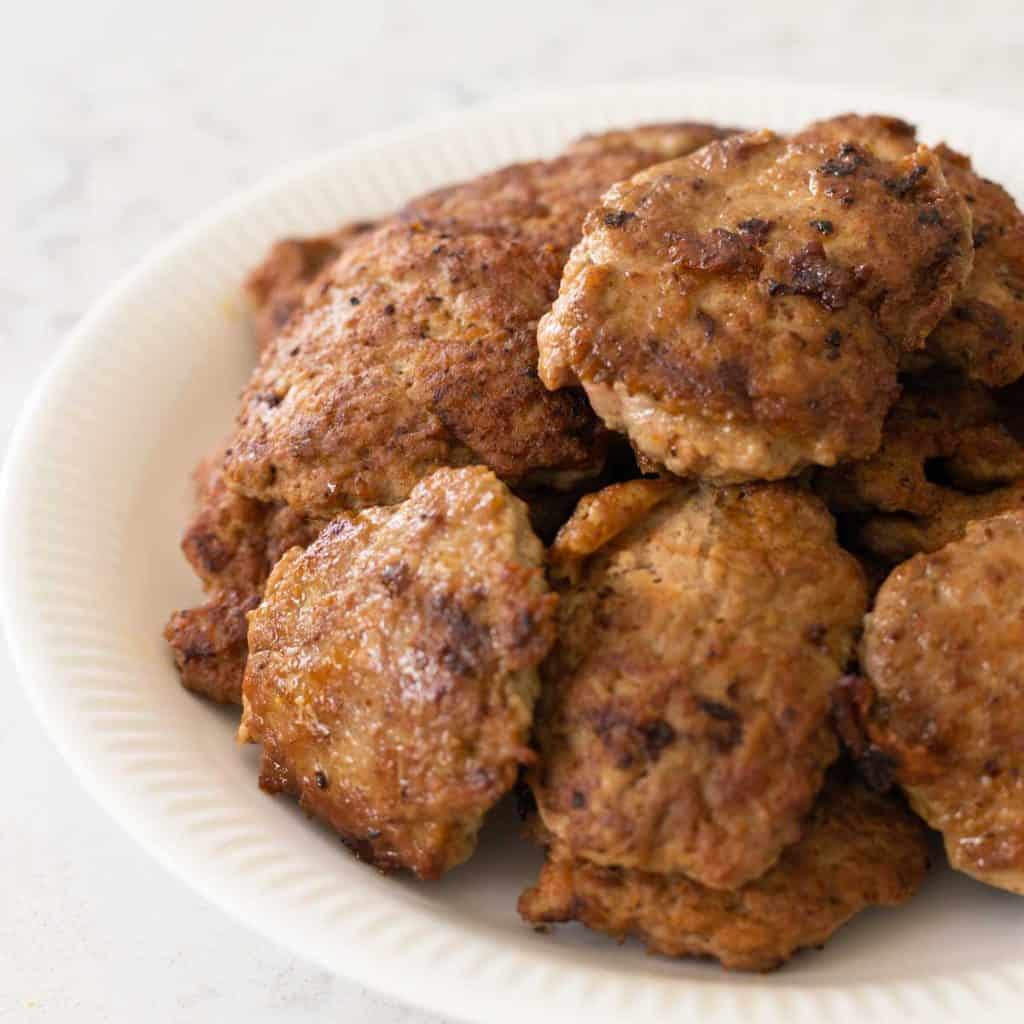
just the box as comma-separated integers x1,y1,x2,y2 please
2,76,1022,1024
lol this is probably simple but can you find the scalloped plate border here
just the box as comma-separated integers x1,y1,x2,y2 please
3,77,1023,1024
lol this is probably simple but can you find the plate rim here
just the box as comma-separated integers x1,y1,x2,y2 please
3,75,1023,1024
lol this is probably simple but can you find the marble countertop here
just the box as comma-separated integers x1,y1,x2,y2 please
2,2,1021,1020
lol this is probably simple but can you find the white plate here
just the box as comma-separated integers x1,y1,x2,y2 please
3,78,1023,1024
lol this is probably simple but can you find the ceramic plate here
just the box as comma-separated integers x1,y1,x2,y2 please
3,78,1022,1024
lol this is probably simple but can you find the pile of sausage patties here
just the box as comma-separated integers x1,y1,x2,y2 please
165,114,1024,971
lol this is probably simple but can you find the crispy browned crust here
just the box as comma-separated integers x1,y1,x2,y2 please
532,480,867,889
245,222,379,353
567,121,741,161
815,371,1024,563
547,477,679,579
406,122,733,262
226,125,733,518
861,512,1024,894
244,123,730,359
180,453,320,590
519,774,929,971
164,591,257,704
805,116,1024,387
924,145,1024,386
537,128,973,481
164,453,323,704
224,221,605,516
238,466,557,879
798,113,920,161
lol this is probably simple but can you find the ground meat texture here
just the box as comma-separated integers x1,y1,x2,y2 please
224,222,606,516
245,222,378,352
814,370,1024,564
164,451,323,704
238,467,556,879
804,115,1024,387
537,127,972,482
407,121,734,264
519,774,929,971
531,479,867,889
860,511,1024,895
226,124,734,517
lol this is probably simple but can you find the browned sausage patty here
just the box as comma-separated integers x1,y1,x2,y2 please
239,467,556,879
805,114,1024,387
815,371,1024,564
532,479,867,889
860,511,1024,894
520,774,929,971
537,128,973,481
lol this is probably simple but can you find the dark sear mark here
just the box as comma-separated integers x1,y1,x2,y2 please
511,608,537,649
469,767,496,790
589,708,626,749
917,237,962,291
824,185,856,208
766,243,858,312
430,591,490,679
716,359,752,408
918,207,943,226
180,640,216,662
571,790,587,809
696,698,740,723
696,697,744,751
187,530,231,575
818,143,867,177
440,646,472,677
788,242,858,311
695,309,716,340
380,561,411,595
666,228,763,274
338,834,378,864
824,329,843,361
973,224,992,248
883,164,928,199
315,770,329,789
952,301,1013,344
810,219,834,235
805,623,827,644
603,209,635,228
737,217,774,241
640,719,676,760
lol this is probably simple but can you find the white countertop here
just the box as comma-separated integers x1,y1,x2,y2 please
2,2,1021,1020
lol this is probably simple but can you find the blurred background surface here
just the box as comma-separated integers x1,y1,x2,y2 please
1,2,1021,1020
